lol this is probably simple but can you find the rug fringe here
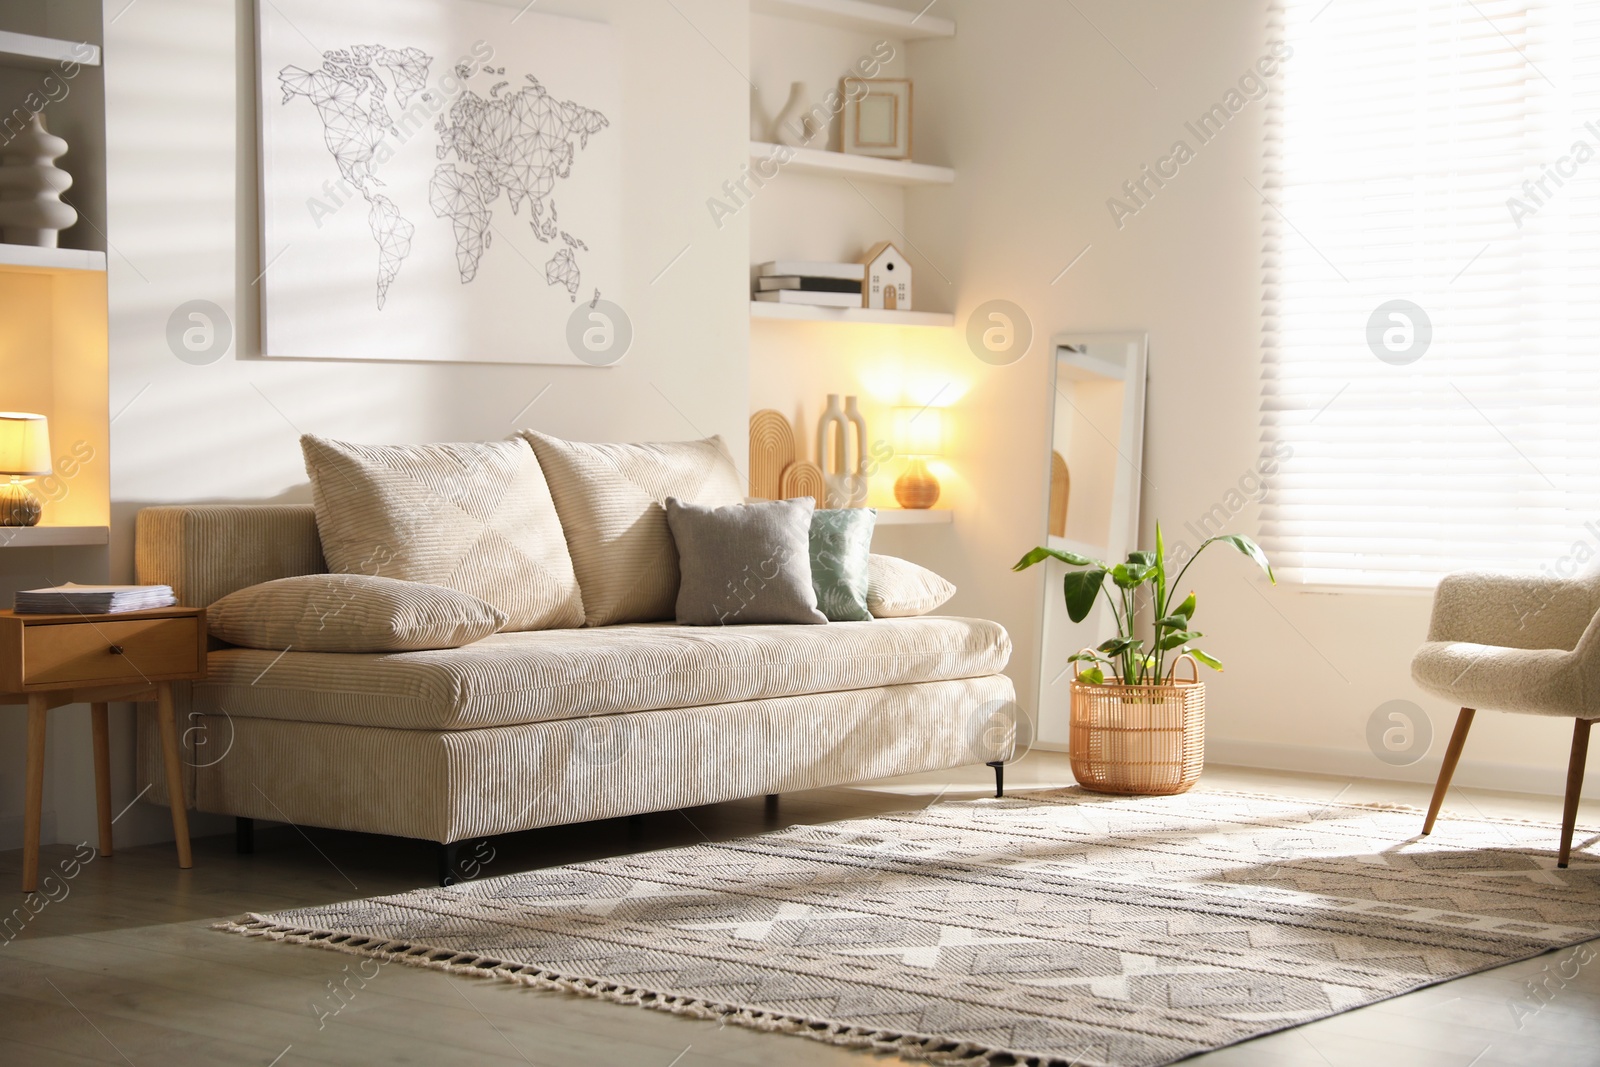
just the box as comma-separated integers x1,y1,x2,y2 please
213,916,1039,1067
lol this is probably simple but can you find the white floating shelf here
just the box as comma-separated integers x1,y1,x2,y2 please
875,508,952,526
0,244,107,274
751,0,955,39
751,141,954,187
0,526,110,549
0,30,100,70
751,301,953,327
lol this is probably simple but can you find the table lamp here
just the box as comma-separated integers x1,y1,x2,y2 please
892,405,944,509
0,413,51,526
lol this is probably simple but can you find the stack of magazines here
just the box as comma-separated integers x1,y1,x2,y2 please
14,584,177,615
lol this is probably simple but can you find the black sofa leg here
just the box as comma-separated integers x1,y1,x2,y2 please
765,793,779,816
987,761,1005,798
437,841,461,886
236,817,254,855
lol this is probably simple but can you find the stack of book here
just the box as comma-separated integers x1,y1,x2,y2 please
15,584,178,615
753,261,864,308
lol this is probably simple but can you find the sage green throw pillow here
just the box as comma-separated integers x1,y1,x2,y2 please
810,508,876,621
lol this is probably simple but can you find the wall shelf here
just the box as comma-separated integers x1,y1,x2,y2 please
0,244,107,275
0,526,110,548
875,508,952,525
751,141,955,187
751,301,953,327
0,30,99,70
750,0,956,40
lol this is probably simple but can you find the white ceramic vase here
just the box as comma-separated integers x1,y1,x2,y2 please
817,394,868,508
0,114,78,248
772,82,813,148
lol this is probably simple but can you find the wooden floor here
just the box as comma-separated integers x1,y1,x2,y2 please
1,754,1598,1066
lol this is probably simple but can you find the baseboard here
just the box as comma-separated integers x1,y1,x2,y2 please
1203,737,1597,799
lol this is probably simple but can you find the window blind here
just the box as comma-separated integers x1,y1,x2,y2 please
1261,0,1600,587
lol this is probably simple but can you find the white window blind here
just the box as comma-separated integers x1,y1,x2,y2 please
1262,0,1600,587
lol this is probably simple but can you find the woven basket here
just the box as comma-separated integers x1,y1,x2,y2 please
1069,654,1205,796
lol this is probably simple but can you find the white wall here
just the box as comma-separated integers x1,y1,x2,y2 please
905,0,1596,798
33,0,751,849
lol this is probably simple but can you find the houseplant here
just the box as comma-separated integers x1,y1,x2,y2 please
1014,524,1274,794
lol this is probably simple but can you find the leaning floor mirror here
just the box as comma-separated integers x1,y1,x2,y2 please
1033,332,1149,748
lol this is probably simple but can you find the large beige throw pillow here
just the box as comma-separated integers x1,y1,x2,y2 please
866,553,957,617
301,435,584,631
519,430,745,626
208,574,507,652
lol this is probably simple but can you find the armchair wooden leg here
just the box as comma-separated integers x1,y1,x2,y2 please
1559,718,1593,869
1423,708,1475,836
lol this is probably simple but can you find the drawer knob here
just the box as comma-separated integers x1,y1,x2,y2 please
108,645,124,655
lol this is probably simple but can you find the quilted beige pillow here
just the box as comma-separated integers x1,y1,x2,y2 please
208,574,506,652
519,430,745,626
866,554,956,617
302,435,584,631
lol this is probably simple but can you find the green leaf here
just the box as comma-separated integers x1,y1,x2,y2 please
1014,546,1104,572
1066,650,1104,664
1061,569,1108,623
1188,648,1224,671
1154,522,1168,613
1173,591,1196,620
1079,667,1105,685
1126,551,1157,567
1204,535,1275,584
1110,562,1154,589
1159,629,1203,651
1097,636,1134,655
1154,614,1191,631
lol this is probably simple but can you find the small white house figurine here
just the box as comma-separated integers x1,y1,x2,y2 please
860,241,911,311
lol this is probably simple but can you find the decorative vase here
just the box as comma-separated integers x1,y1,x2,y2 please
817,394,866,508
843,396,869,506
0,114,78,248
1069,655,1205,796
772,82,813,148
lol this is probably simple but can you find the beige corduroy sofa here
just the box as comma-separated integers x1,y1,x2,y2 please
132,504,1016,882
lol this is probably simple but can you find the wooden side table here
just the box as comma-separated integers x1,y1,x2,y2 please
0,606,207,892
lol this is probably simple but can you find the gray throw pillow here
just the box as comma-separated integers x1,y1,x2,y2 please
811,509,876,621
665,497,827,625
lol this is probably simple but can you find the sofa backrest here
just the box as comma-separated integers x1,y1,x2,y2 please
136,505,325,608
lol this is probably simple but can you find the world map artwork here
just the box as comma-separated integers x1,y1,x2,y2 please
278,45,610,310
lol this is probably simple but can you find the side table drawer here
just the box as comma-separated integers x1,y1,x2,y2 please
22,616,202,686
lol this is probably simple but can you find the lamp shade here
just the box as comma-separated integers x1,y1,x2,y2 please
0,413,52,477
892,406,944,458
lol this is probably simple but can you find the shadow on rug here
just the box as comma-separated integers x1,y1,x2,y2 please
219,788,1600,1066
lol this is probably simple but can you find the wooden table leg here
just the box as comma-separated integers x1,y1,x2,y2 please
22,694,47,893
91,702,113,857
155,682,192,869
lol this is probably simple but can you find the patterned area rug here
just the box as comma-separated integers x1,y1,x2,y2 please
220,789,1600,1066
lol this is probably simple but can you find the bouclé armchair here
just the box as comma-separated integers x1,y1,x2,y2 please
1412,570,1600,866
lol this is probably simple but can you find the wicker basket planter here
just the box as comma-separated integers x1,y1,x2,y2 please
1069,656,1205,796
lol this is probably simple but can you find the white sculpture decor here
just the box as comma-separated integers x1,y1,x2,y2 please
772,82,815,147
817,393,869,508
0,115,78,248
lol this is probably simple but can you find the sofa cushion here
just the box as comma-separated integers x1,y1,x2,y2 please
519,431,745,627
811,508,876,622
194,615,1012,730
667,497,826,625
302,435,583,632
208,574,507,652
868,554,956,617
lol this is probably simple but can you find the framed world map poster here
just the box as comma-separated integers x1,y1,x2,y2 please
257,0,621,363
